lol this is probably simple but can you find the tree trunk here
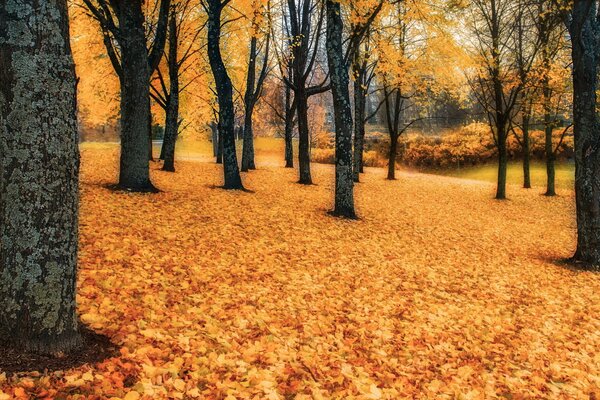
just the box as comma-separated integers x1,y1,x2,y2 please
296,89,312,184
216,127,223,164
207,0,243,189
387,134,398,180
284,84,295,168
241,36,258,172
496,123,508,200
522,113,531,189
326,0,356,218
148,112,154,161
0,0,81,354
353,65,367,183
543,79,556,196
569,3,600,266
241,108,256,171
162,13,179,173
117,2,156,192
211,122,219,157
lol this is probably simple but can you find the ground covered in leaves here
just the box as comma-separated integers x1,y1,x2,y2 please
1,145,599,399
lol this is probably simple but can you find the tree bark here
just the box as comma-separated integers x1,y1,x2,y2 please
241,36,258,172
296,90,313,184
353,64,367,183
0,0,81,354
387,134,398,180
543,77,556,196
117,1,156,191
326,0,356,218
569,2,600,266
162,13,179,173
207,0,244,189
284,84,295,168
522,113,531,189
496,122,508,200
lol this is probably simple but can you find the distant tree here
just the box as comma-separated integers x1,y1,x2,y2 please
82,0,171,191
241,1,271,172
151,1,204,172
468,0,539,199
0,0,81,353
202,0,244,189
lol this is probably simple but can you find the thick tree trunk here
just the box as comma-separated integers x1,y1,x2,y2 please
387,134,398,180
296,90,313,184
569,3,600,266
162,14,179,173
522,114,531,189
326,0,356,218
117,2,156,192
207,0,243,189
0,0,81,354
353,70,367,183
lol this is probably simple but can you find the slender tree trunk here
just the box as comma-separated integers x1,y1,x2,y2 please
241,107,256,171
326,0,356,218
242,36,258,172
117,2,156,192
543,80,556,196
207,0,243,189
162,13,179,173
522,113,531,189
296,89,312,184
353,67,367,183
570,3,600,266
284,84,295,168
496,123,508,200
211,122,219,157
148,112,154,161
387,134,398,180
0,0,81,354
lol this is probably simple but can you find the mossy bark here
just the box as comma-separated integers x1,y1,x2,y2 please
0,0,81,354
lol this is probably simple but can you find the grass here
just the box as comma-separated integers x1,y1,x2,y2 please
430,161,575,192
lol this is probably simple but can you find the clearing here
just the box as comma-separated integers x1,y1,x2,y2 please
1,145,598,399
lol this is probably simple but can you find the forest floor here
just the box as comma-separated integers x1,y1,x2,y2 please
1,144,599,399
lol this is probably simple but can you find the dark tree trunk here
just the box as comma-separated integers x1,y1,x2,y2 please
207,0,243,189
326,0,356,218
117,2,156,192
543,78,556,196
387,134,398,180
568,2,600,266
162,13,179,173
496,121,508,200
211,122,219,157
296,90,313,184
0,0,81,354
216,127,223,164
522,113,531,189
241,36,258,172
353,64,367,183
284,84,295,168
148,112,154,161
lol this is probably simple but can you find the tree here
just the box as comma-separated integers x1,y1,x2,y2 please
326,0,356,218
151,1,204,172
82,0,171,192
276,0,330,184
202,0,244,189
0,0,81,354
241,1,271,172
563,0,600,266
468,0,538,199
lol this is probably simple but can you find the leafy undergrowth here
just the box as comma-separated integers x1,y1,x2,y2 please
2,147,600,399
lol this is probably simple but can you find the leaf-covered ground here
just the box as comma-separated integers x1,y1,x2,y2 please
2,146,600,399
